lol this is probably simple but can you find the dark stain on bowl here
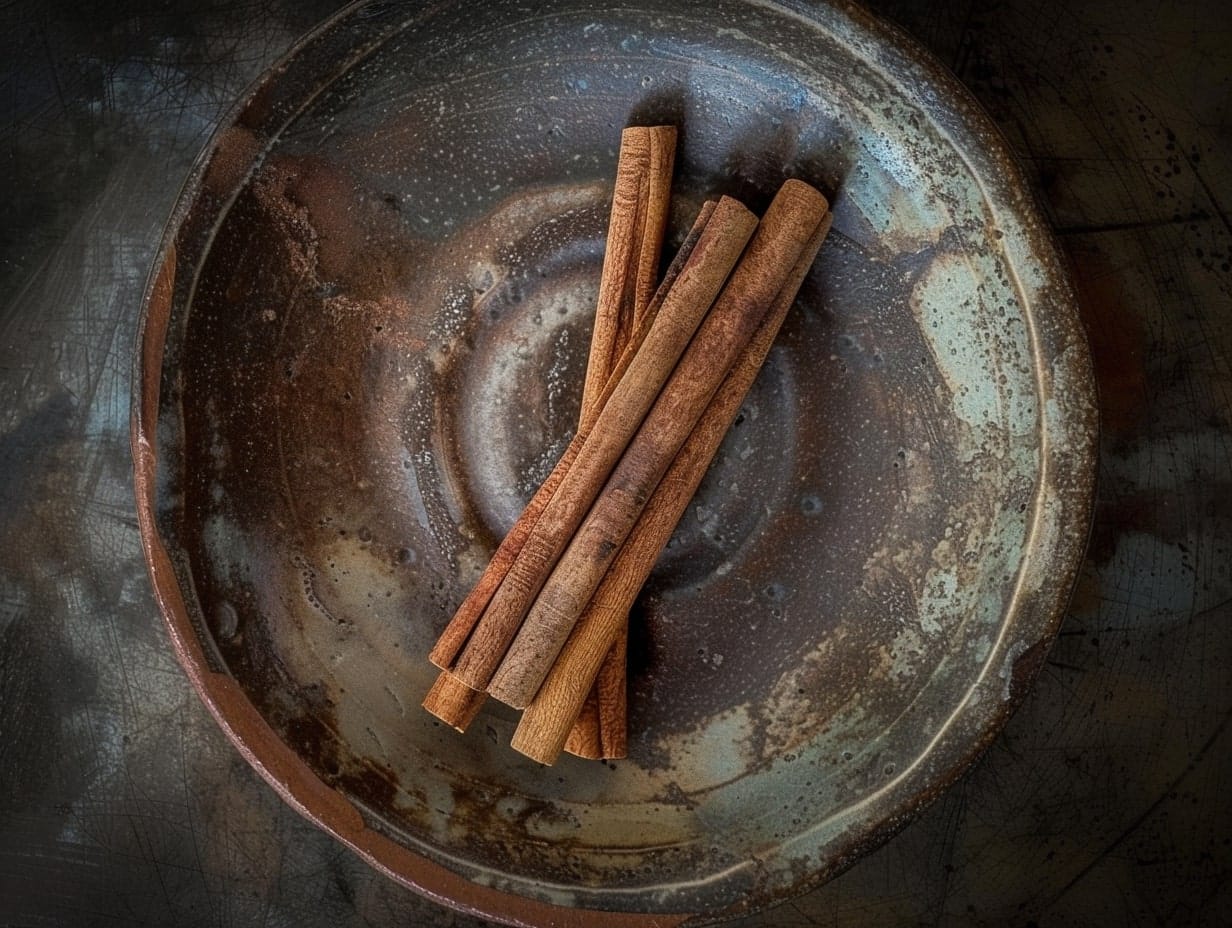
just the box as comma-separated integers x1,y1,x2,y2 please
132,0,1097,924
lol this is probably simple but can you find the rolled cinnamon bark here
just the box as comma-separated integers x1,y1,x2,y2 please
578,626,628,758
564,687,605,758
424,128,675,728
566,126,674,758
489,180,829,710
512,209,832,764
579,125,676,431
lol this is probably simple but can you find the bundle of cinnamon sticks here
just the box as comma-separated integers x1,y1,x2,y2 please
423,125,831,766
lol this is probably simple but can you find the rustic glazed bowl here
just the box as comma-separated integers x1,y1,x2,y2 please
132,0,1097,924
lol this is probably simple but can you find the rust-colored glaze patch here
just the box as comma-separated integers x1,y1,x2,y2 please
277,153,416,300
202,126,263,198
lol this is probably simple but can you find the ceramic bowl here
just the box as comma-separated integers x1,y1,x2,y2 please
133,0,1097,923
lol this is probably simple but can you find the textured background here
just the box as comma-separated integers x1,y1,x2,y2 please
1,0,1228,925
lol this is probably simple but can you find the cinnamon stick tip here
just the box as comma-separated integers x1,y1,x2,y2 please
422,672,486,732
622,123,678,139
708,194,759,227
777,178,830,216
510,725,564,766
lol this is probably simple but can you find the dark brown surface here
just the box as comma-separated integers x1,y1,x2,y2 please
1,0,1228,926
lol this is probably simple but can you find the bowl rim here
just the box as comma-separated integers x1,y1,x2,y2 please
130,0,1098,924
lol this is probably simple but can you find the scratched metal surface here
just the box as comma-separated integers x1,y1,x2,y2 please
0,2,1227,927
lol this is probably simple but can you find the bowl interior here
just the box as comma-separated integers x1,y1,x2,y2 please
140,0,1096,919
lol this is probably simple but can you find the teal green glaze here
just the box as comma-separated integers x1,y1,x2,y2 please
911,251,1040,443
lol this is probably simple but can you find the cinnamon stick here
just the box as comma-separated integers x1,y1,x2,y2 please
579,126,676,431
422,129,672,729
446,197,757,693
566,126,673,758
512,207,833,764
422,196,720,729
489,180,830,709
565,128,673,758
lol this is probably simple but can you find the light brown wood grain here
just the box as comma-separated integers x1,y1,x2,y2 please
564,687,605,758
579,126,676,432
